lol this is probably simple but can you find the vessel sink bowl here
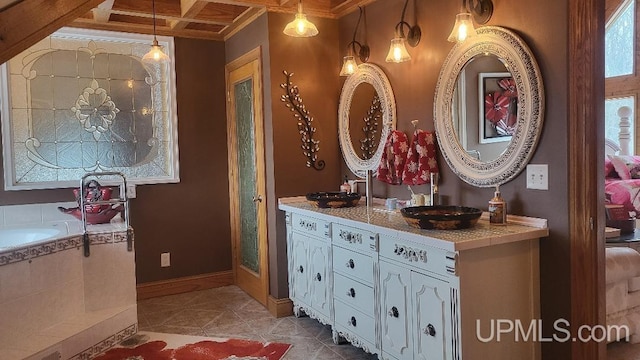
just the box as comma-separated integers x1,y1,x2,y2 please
306,191,361,208
400,205,482,230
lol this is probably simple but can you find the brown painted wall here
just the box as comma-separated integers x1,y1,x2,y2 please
268,12,342,297
0,37,231,284
339,0,569,358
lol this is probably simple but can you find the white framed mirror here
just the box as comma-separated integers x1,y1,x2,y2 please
339,63,396,178
434,26,544,187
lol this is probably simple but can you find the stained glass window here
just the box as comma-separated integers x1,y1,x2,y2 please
0,28,179,190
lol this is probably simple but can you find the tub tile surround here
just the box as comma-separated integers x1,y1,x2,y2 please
0,202,137,360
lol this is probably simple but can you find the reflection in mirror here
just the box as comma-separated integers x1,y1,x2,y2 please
453,55,515,163
348,83,382,160
339,63,396,178
434,26,544,187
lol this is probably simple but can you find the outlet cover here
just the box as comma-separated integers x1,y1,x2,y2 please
161,252,170,267
526,164,548,190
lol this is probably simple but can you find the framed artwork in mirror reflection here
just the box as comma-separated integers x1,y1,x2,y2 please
479,72,518,144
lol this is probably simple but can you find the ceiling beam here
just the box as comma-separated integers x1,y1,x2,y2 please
69,17,224,40
0,0,105,64
172,0,209,29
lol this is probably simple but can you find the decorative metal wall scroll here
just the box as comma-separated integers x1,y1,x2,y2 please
280,70,325,171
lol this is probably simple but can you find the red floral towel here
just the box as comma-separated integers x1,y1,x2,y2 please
376,130,409,185
402,129,439,185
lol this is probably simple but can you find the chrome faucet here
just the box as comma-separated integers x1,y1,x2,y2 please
430,173,439,206
348,170,373,206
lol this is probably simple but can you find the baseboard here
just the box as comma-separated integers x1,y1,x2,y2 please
136,271,234,300
267,295,293,318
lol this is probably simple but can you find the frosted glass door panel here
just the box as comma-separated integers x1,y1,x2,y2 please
235,79,259,274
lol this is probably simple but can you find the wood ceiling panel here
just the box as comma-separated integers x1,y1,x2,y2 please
65,0,374,40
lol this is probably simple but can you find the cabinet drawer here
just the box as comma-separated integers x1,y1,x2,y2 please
333,245,374,285
290,213,330,239
379,234,457,276
332,223,377,253
334,299,376,345
334,272,374,314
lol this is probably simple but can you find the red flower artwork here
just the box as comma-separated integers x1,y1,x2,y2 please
484,91,510,125
497,78,518,98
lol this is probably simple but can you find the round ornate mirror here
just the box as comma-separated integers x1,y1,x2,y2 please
434,26,544,187
339,63,396,178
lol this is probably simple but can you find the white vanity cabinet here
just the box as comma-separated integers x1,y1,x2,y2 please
280,197,548,360
286,212,332,324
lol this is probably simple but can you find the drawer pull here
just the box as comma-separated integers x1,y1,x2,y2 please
424,324,436,337
388,306,399,318
348,316,357,327
297,265,304,273
346,259,355,269
347,288,356,297
316,272,322,281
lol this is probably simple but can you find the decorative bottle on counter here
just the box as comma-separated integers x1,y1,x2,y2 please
489,185,507,225
340,175,351,193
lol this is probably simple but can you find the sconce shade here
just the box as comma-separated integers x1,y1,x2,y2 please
386,37,411,63
142,40,170,64
447,12,477,42
283,2,318,38
340,55,358,76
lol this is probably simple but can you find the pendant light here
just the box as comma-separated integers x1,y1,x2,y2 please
448,0,493,43
385,0,421,63
142,0,170,64
340,6,370,76
283,0,318,38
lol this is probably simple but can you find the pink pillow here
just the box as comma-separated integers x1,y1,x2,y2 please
605,158,619,178
609,155,640,180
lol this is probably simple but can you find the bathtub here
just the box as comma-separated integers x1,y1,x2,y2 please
0,224,65,250
0,219,137,360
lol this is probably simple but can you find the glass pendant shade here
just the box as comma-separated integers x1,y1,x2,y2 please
447,13,477,43
385,37,411,63
142,40,170,65
283,12,319,37
339,55,358,76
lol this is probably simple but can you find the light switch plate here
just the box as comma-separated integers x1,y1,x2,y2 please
126,184,136,198
526,164,548,190
161,252,170,267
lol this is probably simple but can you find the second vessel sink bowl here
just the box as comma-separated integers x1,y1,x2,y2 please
306,192,361,208
400,205,482,230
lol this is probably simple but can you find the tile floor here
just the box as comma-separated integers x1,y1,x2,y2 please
609,340,640,359
137,285,378,360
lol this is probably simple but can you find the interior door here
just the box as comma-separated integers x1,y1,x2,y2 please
226,47,268,306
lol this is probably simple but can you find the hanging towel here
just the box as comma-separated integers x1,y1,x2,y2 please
376,130,409,185
402,129,439,185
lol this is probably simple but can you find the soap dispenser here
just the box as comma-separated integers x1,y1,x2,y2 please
340,175,351,193
489,185,507,225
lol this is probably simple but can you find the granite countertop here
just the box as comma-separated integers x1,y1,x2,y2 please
279,196,549,251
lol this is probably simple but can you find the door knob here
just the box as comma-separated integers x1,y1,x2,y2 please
252,195,263,202
388,306,399,318
424,324,436,337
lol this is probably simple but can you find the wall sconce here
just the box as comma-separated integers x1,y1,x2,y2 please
385,0,421,63
283,0,319,37
340,7,370,76
142,0,170,64
447,0,493,43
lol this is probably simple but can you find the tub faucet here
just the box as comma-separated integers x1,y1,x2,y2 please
430,173,439,206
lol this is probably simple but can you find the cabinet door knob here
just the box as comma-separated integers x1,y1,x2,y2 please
298,265,304,273
348,316,357,327
346,259,355,269
316,273,322,281
388,306,399,318
347,288,356,297
424,324,436,336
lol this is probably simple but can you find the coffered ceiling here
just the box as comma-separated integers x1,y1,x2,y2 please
66,0,374,41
